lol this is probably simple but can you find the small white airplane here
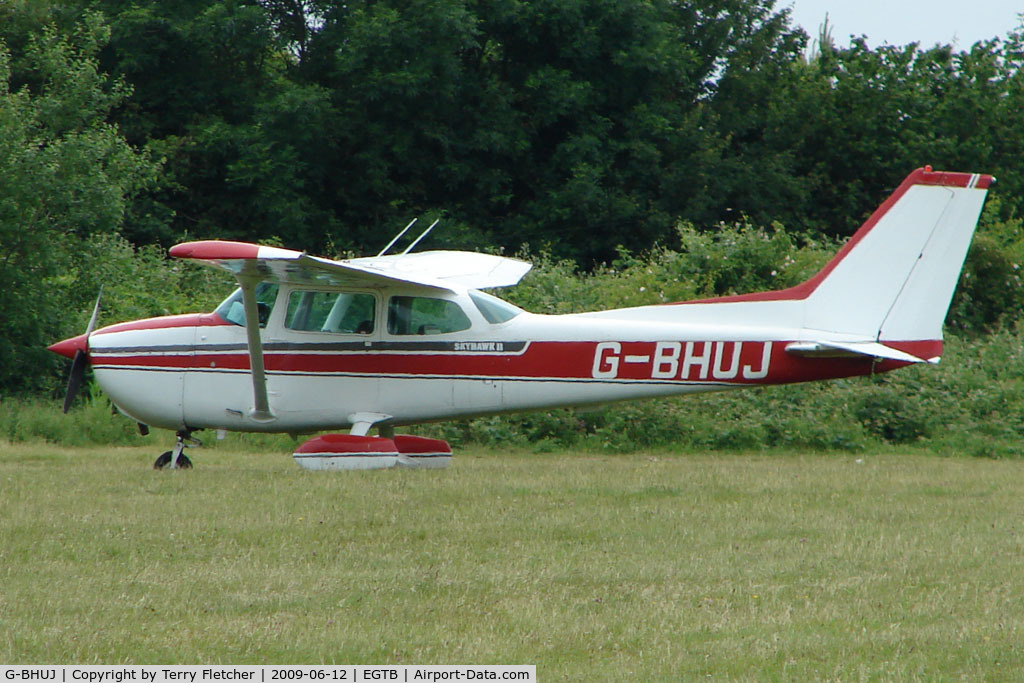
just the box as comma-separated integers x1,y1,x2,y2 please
50,167,993,470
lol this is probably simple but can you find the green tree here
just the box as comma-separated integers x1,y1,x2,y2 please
95,0,301,245
0,14,158,393
288,0,805,262
729,33,1024,239
8,1,1024,280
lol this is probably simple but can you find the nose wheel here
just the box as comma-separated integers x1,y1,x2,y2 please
153,451,192,469
154,431,198,469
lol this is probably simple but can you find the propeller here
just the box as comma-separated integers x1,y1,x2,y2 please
59,288,103,413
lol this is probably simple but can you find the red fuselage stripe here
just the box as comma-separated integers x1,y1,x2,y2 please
91,339,942,386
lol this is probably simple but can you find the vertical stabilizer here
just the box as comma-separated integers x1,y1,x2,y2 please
800,169,992,342
576,168,992,359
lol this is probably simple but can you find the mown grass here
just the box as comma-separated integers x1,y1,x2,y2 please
2,442,1024,678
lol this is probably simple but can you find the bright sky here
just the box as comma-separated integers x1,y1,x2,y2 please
784,0,1022,50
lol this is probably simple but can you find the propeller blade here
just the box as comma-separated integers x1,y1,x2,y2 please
61,287,102,413
85,286,103,336
63,349,88,413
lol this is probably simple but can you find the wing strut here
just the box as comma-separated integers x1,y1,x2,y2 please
239,274,274,422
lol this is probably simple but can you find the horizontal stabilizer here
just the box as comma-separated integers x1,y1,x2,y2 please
785,341,936,364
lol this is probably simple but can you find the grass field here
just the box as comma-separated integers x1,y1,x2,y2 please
2,442,1024,678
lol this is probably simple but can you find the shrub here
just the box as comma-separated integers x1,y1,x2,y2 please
852,383,931,444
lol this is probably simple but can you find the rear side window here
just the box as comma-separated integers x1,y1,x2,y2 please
387,296,471,335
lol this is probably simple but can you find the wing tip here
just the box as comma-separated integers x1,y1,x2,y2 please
170,240,304,262
169,240,263,260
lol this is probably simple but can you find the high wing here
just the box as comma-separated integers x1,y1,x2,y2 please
168,240,532,292
350,250,533,290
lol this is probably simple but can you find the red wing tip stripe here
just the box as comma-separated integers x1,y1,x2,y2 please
170,241,262,260
170,240,302,261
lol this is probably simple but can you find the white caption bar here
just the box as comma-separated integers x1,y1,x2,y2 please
0,667,536,683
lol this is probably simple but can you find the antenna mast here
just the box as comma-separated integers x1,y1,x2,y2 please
402,218,441,255
377,218,417,257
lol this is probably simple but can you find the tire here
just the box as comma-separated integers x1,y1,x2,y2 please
153,451,173,469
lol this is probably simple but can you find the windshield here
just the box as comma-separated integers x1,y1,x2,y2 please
214,283,279,327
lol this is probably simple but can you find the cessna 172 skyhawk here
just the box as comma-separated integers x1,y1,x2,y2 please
49,167,993,470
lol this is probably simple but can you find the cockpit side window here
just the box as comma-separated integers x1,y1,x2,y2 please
387,296,471,335
285,290,376,334
215,283,279,328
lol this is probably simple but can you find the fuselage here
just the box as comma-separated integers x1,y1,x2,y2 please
73,284,921,434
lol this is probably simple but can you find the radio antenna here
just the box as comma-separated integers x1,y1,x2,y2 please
377,218,417,257
402,218,440,255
